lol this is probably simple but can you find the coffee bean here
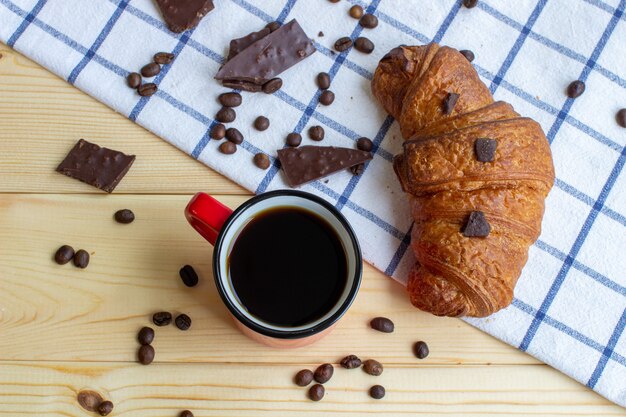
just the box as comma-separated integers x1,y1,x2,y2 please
286,132,302,147
308,384,325,401
443,92,460,115
263,78,283,94
138,83,157,97
254,153,270,170
314,363,333,383
328,0,339,3
317,72,331,90
350,163,364,176
179,264,199,287
266,21,281,32
335,37,353,52
225,127,244,144
463,0,478,7
319,90,335,106
357,137,373,152
567,80,585,98
459,49,475,62
138,344,155,365
141,62,161,78
363,359,383,376
77,390,104,412
54,245,75,265
369,385,385,399
340,354,362,369
354,37,374,54
210,123,226,140
138,326,155,345
154,52,175,65
216,107,236,123
127,72,142,88
218,92,242,108
114,209,135,224
254,116,270,131
219,141,237,155
370,317,394,333
180,411,194,417
73,250,90,268
97,400,114,416
359,14,378,28
309,125,325,141
175,313,192,330
152,311,172,326
349,5,363,18
617,109,626,128
413,341,430,359
295,369,314,386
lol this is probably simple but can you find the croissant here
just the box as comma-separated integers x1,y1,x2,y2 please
372,43,555,317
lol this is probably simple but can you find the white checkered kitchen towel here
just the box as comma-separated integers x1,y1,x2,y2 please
2,0,625,407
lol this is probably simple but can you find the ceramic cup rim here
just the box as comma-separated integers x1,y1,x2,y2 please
212,190,362,340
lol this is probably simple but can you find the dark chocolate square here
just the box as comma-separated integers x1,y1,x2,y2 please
475,138,497,162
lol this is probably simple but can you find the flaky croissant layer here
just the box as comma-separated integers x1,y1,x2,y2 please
372,43,554,317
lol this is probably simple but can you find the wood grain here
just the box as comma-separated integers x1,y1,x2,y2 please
0,361,622,416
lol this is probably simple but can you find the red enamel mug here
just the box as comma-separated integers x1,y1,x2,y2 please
185,190,362,348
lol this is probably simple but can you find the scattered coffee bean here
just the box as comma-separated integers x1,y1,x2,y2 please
254,153,270,170
154,52,175,65
309,384,325,401
317,72,331,90
413,341,429,359
138,83,157,97
179,264,199,287
175,313,192,331
357,137,373,152
295,369,314,386
218,92,242,108
211,123,226,140
286,132,302,147
370,317,394,333
354,37,375,54
180,411,194,417
77,390,104,412
226,128,244,144
319,90,335,105
617,109,626,128
359,14,378,29
443,92,460,115
266,21,281,32
73,249,90,268
340,354,362,369
463,0,478,7
314,363,334,383
219,141,237,155
114,209,135,224
152,311,172,326
309,125,325,141
349,5,363,18
54,245,75,265
363,359,383,376
263,78,283,94
216,107,236,123
459,49,475,62
328,0,340,3
567,80,585,98
141,62,161,78
138,344,155,365
127,72,142,88
254,116,270,131
369,385,385,399
462,210,491,237
334,37,353,52
98,400,114,416
138,326,155,345
350,163,364,176
474,138,497,162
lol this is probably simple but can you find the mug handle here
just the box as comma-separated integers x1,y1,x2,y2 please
185,192,233,246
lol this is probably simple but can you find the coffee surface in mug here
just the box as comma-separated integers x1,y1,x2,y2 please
228,207,347,327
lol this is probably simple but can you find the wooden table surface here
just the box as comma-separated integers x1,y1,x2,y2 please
0,43,623,417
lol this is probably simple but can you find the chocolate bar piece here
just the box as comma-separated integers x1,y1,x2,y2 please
56,139,136,193
215,19,315,87
155,0,215,33
277,146,372,187
227,27,271,61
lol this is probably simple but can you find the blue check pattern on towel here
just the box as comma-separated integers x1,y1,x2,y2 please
2,0,625,407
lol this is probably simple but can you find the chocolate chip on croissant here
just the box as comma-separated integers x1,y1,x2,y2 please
372,43,555,317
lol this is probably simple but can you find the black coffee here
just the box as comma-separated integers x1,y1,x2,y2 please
228,207,347,327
